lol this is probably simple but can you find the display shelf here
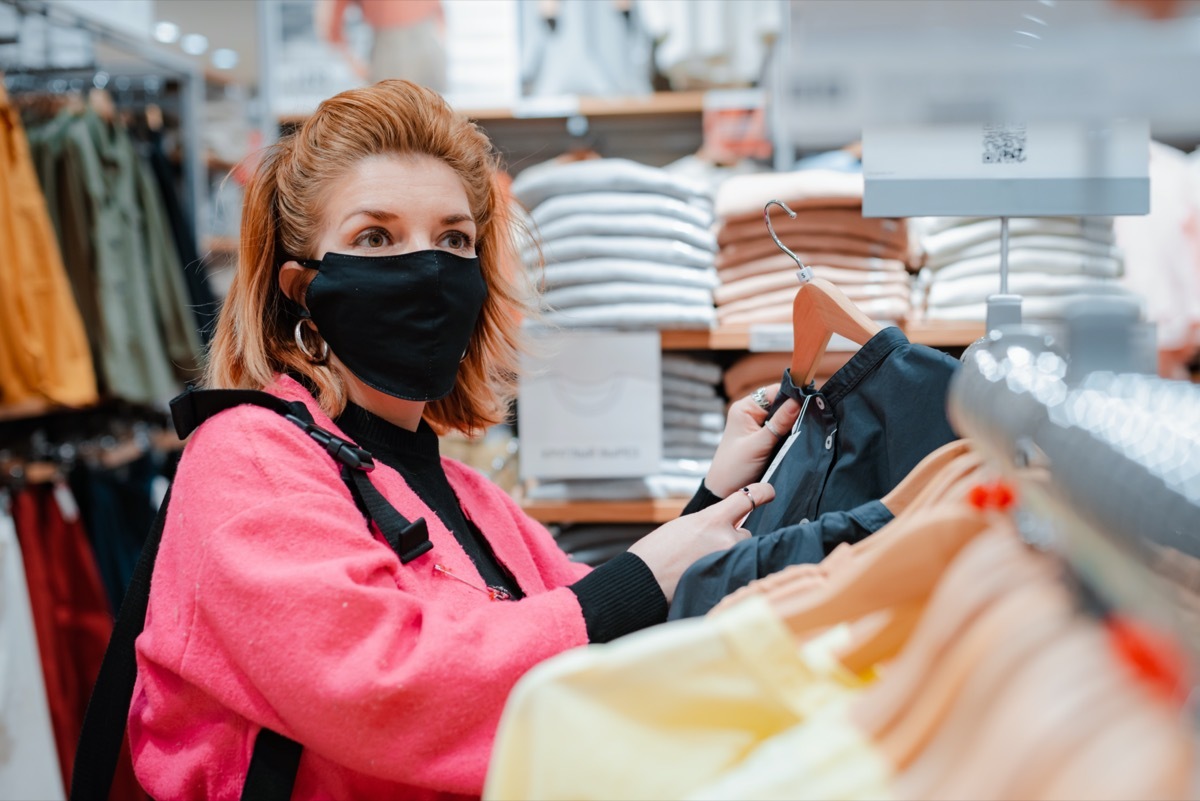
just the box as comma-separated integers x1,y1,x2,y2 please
521,497,688,524
278,91,708,127
660,321,985,351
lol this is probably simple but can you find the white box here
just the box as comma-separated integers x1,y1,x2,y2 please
519,331,662,480
863,120,1150,218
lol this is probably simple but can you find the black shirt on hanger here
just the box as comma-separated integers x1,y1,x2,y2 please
670,326,961,618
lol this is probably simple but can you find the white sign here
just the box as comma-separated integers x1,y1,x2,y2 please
863,119,1150,218
519,331,661,480
748,324,884,354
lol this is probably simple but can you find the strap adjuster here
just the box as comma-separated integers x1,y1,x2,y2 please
287,416,375,472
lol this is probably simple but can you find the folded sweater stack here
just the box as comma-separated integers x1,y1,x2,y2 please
713,170,914,327
527,354,724,502
514,158,718,331
722,351,854,410
914,216,1136,322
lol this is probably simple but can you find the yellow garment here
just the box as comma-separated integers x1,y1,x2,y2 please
484,596,869,801
0,84,97,408
687,697,892,800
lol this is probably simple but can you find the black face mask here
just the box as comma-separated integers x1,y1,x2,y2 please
298,249,488,402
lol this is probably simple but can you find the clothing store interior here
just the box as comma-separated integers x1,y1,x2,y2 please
3,0,1200,799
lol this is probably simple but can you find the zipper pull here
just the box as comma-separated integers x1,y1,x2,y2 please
434,564,513,602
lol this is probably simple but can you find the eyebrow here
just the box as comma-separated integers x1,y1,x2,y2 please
341,208,398,226
339,210,476,227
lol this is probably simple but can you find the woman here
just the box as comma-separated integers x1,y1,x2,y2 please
129,80,796,800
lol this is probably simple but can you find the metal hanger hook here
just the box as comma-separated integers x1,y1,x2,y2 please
764,199,813,283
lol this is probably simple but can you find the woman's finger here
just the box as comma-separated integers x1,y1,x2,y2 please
707,482,776,526
761,398,801,440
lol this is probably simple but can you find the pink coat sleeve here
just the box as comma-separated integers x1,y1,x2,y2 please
149,406,590,794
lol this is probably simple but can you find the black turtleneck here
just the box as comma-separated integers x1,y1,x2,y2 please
336,403,667,642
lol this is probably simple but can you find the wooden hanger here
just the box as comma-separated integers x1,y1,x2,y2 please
764,201,883,387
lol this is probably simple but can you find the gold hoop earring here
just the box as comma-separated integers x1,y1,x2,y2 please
294,319,330,364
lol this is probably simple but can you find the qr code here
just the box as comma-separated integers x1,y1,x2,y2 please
982,123,1027,164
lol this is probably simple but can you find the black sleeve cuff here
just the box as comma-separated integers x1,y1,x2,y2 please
569,551,668,643
681,482,722,517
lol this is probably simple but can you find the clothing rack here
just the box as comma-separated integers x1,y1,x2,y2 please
949,319,1200,670
1,0,206,242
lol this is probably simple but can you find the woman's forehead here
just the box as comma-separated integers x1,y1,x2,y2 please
327,154,473,224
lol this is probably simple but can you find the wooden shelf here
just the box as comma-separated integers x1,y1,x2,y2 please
660,321,985,352
278,91,708,127
521,498,688,524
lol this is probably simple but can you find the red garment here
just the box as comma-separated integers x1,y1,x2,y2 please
12,484,146,799
130,375,591,800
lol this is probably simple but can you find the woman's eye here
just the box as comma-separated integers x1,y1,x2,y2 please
441,231,474,251
356,229,390,249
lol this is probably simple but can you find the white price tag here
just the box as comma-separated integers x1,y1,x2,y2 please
748,324,793,353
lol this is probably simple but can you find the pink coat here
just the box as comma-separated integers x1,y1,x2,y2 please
129,375,590,800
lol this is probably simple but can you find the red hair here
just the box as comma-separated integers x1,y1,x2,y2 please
204,80,528,434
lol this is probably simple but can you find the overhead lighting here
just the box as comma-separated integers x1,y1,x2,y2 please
1021,13,1048,26
154,21,180,44
1015,30,1041,39
211,48,239,70
181,33,209,56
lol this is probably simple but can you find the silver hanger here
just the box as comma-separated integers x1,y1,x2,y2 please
764,199,814,284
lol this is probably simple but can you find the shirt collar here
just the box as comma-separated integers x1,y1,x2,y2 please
779,326,909,407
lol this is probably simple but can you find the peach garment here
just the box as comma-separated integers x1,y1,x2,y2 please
721,296,908,326
718,212,908,251
716,169,864,219
328,0,443,42
716,266,910,305
723,352,853,401
719,252,909,285
718,235,909,270
717,285,910,323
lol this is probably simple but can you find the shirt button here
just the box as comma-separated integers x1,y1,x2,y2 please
815,397,826,410
799,518,810,525
824,434,834,450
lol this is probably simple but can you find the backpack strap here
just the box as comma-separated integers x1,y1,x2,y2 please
71,387,432,801
171,387,433,564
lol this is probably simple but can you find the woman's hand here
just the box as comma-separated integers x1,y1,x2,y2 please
628,482,776,602
704,386,803,499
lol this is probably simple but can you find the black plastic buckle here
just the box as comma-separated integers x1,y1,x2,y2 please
287,416,375,472
397,520,434,564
